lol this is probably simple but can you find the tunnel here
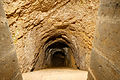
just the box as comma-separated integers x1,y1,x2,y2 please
32,34,79,71
51,51,67,67
43,40,77,69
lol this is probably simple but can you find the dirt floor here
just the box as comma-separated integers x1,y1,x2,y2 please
22,68,88,80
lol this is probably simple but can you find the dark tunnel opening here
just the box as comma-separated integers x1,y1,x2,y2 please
44,41,77,69
51,51,67,68
31,35,79,71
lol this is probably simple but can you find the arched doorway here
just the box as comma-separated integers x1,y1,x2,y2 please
44,41,77,69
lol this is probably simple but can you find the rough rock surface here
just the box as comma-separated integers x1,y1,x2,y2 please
0,1,22,80
88,0,120,80
2,0,99,73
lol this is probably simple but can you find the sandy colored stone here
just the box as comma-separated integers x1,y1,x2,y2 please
2,0,99,73
0,1,22,80
22,68,88,80
88,0,120,80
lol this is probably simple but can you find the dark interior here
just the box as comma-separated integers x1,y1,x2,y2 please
51,51,66,67
44,41,77,69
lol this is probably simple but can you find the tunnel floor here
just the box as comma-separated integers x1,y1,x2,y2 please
22,68,88,80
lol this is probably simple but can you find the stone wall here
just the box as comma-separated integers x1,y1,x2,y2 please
0,1,22,80
88,0,120,80
3,0,99,73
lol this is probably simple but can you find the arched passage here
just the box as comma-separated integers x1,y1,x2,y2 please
32,33,80,71
44,41,76,68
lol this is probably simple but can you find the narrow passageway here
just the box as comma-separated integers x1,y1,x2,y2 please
41,40,78,69
23,41,88,80
23,39,88,80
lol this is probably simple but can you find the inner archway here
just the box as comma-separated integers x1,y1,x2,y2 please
32,34,79,71
44,40,77,69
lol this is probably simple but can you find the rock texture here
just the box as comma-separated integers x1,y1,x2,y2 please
3,0,99,73
0,1,22,80
88,0,120,80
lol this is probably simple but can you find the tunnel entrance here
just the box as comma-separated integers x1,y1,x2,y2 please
32,35,78,71
51,51,67,68
43,41,77,69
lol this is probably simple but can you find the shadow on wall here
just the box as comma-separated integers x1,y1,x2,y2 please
88,0,120,80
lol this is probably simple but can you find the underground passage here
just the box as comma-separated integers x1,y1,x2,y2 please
30,34,80,71
42,40,78,69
